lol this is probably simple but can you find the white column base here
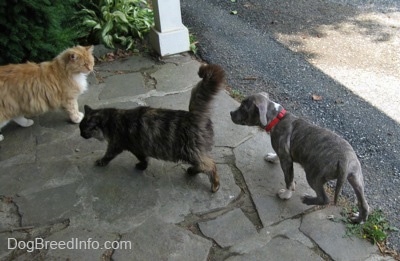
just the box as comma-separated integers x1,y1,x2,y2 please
149,27,190,57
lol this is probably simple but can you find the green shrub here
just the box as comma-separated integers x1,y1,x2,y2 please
0,0,82,64
78,0,154,50
341,207,398,244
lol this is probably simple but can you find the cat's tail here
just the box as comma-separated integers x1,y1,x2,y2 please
189,64,225,119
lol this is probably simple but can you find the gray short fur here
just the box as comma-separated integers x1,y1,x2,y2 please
230,92,369,223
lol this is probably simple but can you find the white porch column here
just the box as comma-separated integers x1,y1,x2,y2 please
149,0,190,56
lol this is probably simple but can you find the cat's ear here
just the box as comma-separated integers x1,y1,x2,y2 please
84,105,92,114
85,45,94,53
69,53,78,62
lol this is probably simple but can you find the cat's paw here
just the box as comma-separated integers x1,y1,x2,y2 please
23,119,34,127
95,159,108,167
13,117,34,127
211,181,220,193
135,161,148,171
70,112,84,124
187,167,200,176
0,134,4,141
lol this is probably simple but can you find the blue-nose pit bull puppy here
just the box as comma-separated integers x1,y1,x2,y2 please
230,92,369,223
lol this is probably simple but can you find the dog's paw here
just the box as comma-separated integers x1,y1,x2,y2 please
277,188,293,199
349,212,365,224
301,194,320,205
0,134,4,142
264,153,279,163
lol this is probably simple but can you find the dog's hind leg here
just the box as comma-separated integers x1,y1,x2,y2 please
302,173,330,205
347,171,369,223
188,155,220,193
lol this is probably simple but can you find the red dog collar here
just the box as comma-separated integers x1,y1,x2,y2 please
265,109,287,132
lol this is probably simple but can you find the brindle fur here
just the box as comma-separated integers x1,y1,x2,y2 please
80,64,225,192
230,92,369,223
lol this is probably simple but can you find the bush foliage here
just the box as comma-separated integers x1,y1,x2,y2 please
78,0,154,50
0,0,154,65
0,0,82,64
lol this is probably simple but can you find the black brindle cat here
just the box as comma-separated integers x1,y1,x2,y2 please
79,64,225,192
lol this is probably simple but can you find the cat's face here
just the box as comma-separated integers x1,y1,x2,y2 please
80,105,104,141
63,46,95,75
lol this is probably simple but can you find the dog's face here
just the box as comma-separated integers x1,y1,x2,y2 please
79,105,105,141
230,92,278,127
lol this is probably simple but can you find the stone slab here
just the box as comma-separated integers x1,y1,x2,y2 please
79,83,106,105
15,182,82,226
0,161,83,198
0,121,38,162
199,208,257,248
0,197,20,230
43,227,119,261
230,218,314,255
145,89,191,110
112,216,212,261
95,55,155,71
37,110,79,132
212,91,256,147
300,206,378,261
73,153,158,232
99,73,149,100
364,254,396,261
234,132,315,226
161,53,195,64
151,60,201,92
149,162,241,223
226,236,323,261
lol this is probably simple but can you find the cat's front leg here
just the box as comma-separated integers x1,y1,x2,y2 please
96,145,123,167
64,99,84,123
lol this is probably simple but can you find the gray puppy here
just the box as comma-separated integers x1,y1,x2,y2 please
230,92,369,223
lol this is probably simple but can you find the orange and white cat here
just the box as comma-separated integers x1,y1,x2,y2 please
0,45,95,141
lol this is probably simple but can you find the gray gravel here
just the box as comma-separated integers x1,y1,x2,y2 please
181,0,400,252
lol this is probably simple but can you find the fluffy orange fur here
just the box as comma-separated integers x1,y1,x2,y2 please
0,45,95,141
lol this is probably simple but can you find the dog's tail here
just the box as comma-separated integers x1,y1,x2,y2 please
189,64,225,119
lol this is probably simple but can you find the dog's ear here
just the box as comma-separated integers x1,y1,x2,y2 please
255,102,268,126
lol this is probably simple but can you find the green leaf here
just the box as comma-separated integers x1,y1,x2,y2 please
83,19,99,28
80,9,97,17
102,34,114,48
102,20,114,37
113,11,129,24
